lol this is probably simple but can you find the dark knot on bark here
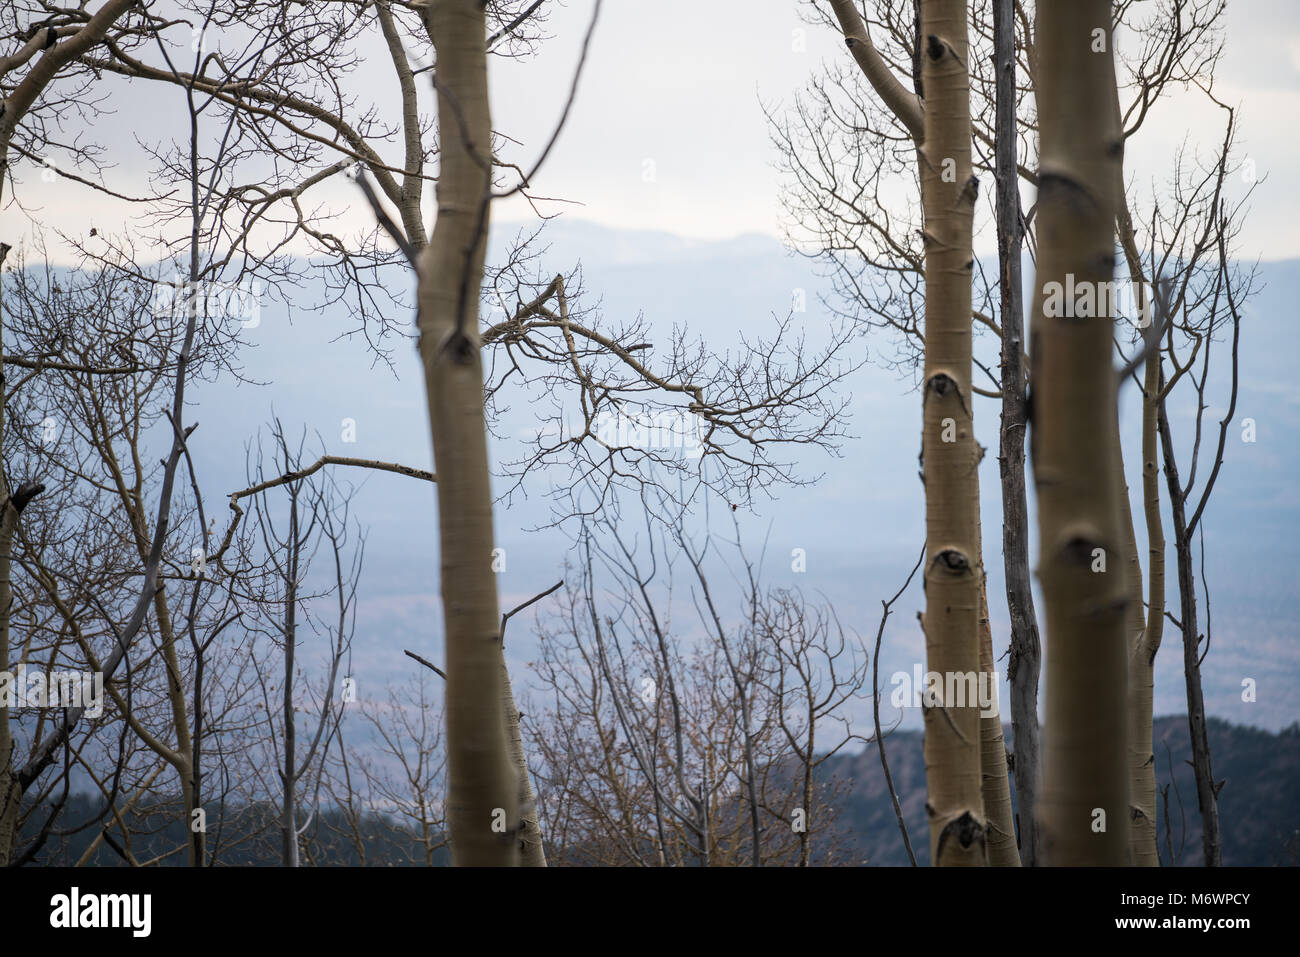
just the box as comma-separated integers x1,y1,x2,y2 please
927,372,958,397
936,810,986,861
932,548,972,576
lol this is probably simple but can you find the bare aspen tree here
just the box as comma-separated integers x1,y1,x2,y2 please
814,1,1009,864
1029,0,1130,865
1112,38,1246,861
1120,427,1160,866
102,4,821,870
8,264,235,865
784,4,1225,866
1114,193,1163,867
353,675,451,866
70,1,849,869
527,508,857,867
243,425,360,867
915,0,987,867
415,0,517,866
1074,0,1233,868
1114,381,1154,864
1131,342,1165,867
1149,110,1251,867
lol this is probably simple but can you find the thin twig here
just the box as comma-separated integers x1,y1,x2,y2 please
404,649,447,680
872,543,925,866
501,580,563,644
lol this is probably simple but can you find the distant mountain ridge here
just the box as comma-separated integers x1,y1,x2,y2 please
22,715,1294,866
824,716,1300,866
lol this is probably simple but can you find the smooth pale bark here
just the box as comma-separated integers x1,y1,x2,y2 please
1109,46,1154,867
502,657,545,866
978,582,1020,865
825,0,989,867
378,3,542,862
1117,204,1163,866
828,0,925,142
918,0,986,867
992,0,1040,866
1115,435,1147,866
1129,350,1164,865
417,0,518,866
1030,0,1131,865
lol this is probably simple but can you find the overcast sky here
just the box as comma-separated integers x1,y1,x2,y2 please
486,0,1300,258
6,0,1299,261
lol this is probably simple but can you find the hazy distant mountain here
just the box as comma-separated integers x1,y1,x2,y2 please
11,221,1296,783
169,218,1298,734
824,716,1300,866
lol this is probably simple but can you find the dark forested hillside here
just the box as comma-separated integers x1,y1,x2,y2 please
21,716,1295,867
823,718,1300,866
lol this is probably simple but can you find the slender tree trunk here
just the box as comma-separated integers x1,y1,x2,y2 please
191,627,206,865
992,0,1041,866
282,488,301,867
1107,39,1154,870
502,657,545,866
1128,350,1164,865
978,582,1020,865
917,0,986,867
1115,433,1148,867
1029,0,1131,865
1156,373,1221,866
1116,206,1163,866
799,721,815,866
165,244,202,868
156,566,199,865
418,0,518,866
